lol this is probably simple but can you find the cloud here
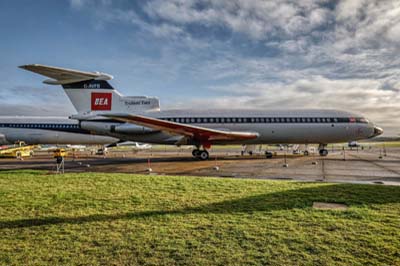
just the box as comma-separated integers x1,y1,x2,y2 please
69,0,112,10
144,0,335,40
0,104,74,116
69,0,86,9
0,85,75,115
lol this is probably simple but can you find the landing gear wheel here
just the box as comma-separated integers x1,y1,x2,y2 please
192,149,200,157
265,151,273,159
304,150,309,156
319,149,328,156
198,150,209,160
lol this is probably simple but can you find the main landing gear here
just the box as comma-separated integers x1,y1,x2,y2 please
318,144,328,156
303,144,309,156
265,151,273,158
192,149,209,160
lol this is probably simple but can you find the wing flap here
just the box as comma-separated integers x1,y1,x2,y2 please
102,114,259,142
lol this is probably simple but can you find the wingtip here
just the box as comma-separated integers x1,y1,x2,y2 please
18,64,39,69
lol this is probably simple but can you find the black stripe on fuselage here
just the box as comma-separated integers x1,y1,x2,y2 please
0,123,90,134
158,117,368,124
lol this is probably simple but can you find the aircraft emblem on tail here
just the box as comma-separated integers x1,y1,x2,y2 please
91,92,112,111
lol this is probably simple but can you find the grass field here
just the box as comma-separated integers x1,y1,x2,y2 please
0,171,399,265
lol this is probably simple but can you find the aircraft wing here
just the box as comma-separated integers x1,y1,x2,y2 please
102,114,259,142
19,64,113,85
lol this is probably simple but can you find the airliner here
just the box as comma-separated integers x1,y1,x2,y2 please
19,64,383,160
0,116,118,146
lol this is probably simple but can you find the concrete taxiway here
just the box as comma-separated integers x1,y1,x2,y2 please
0,145,399,185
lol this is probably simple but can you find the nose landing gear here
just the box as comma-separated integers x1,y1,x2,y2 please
318,144,329,156
319,149,328,156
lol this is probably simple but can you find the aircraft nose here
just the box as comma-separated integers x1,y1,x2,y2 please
371,126,383,138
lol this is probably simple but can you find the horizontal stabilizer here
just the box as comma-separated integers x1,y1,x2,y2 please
19,64,113,85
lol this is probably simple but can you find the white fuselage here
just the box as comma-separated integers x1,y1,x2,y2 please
79,109,378,145
0,109,379,147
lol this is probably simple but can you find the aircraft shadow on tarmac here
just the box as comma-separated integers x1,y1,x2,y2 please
1,183,399,229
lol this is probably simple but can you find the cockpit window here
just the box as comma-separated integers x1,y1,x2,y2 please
357,118,369,123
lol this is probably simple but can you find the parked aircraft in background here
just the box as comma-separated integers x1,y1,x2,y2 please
0,116,118,146
348,141,360,148
110,141,152,149
66,144,87,149
20,64,383,160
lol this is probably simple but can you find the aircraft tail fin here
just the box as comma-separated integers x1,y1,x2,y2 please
19,64,160,114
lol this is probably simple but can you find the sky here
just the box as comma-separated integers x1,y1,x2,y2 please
0,0,400,135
